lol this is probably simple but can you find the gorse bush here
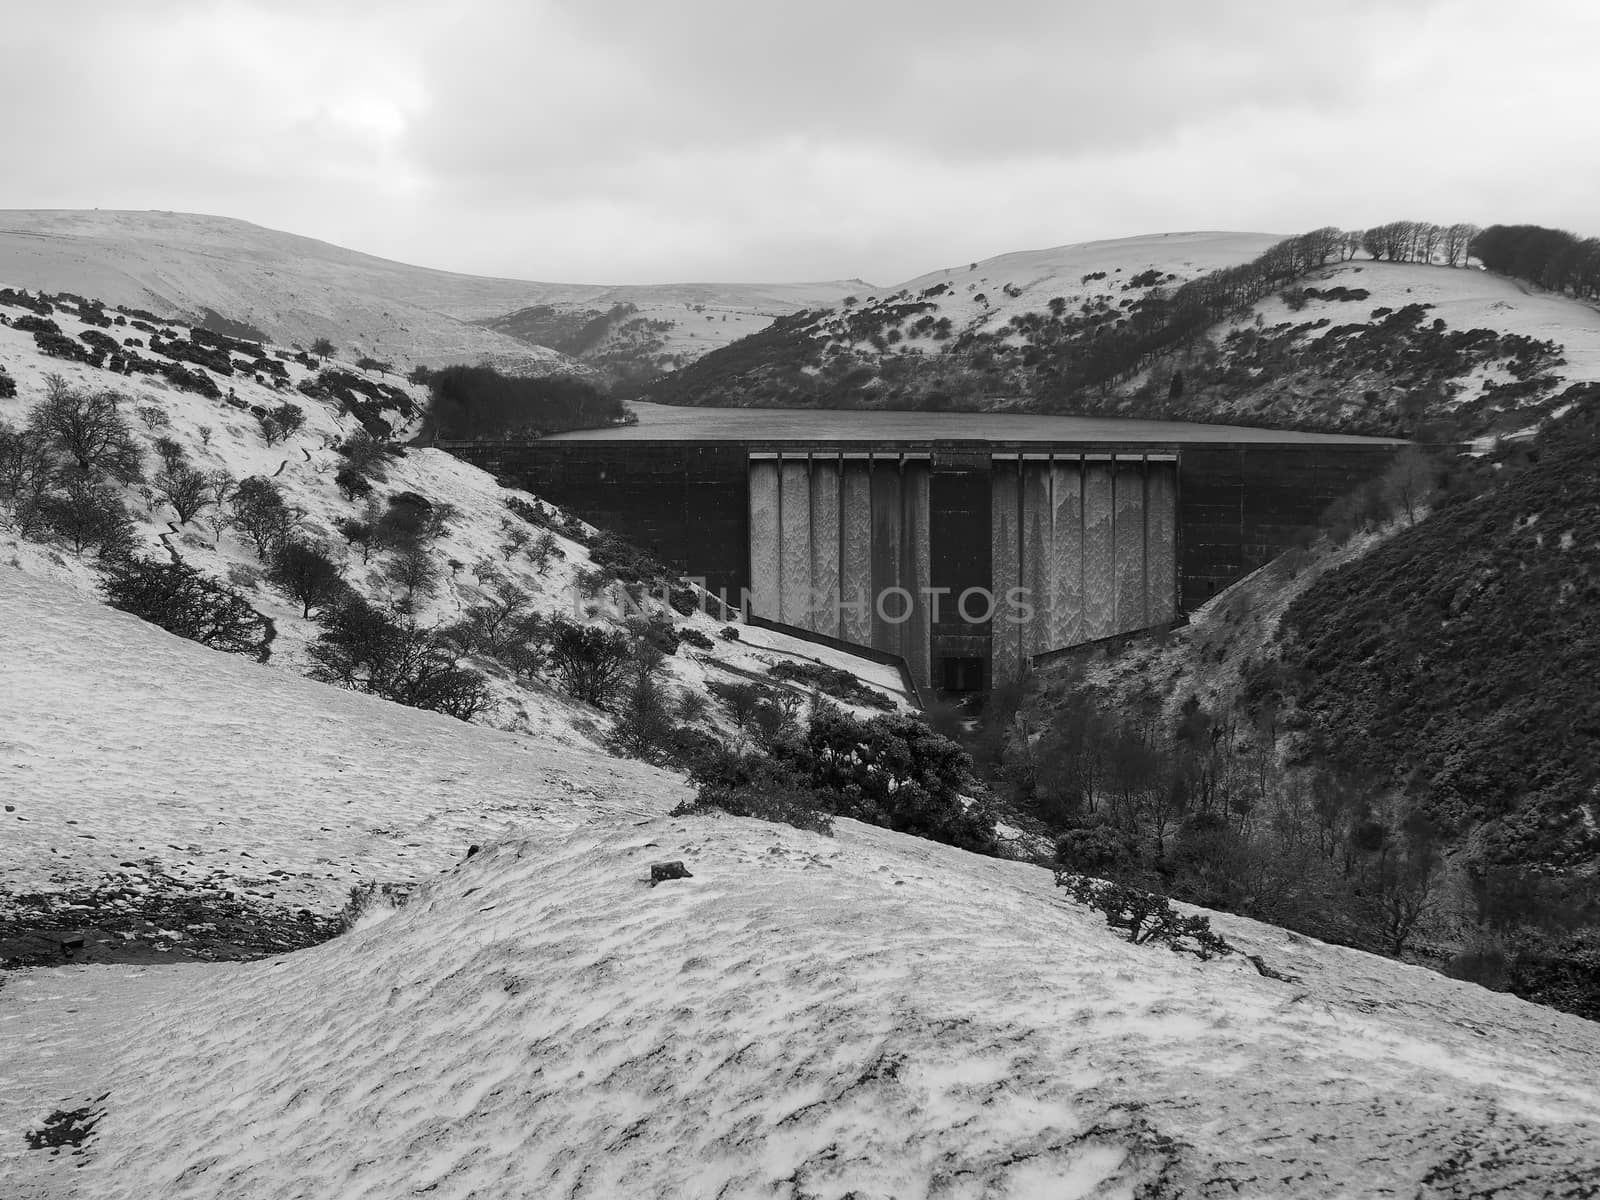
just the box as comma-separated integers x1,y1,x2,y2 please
673,743,835,836
781,708,997,853
768,660,894,710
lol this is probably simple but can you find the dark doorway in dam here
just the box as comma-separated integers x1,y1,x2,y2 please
942,656,985,694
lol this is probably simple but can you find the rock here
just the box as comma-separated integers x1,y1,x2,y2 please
650,861,692,886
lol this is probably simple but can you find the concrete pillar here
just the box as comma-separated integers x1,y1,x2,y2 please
1049,458,1084,650
839,459,874,646
991,460,1022,682
1114,460,1147,631
1145,462,1178,624
900,459,932,689
869,459,903,658
809,457,841,638
1082,461,1115,640
748,458,781,620
1020,460,1053,659
778,458,812,628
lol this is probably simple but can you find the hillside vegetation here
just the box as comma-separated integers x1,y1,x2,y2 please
1274,408,1600,867
994,411,1600,1020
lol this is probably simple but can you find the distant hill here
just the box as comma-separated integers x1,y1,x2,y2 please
0,210,864,380
646,227,1600,441
646,231,1283,409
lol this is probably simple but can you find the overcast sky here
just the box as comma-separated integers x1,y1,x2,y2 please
5,0,1598,285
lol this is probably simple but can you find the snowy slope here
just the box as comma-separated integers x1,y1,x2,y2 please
1228,259,1600,431
884,230,1283,350
0,211,863,374
0,292,912,741
2,572,1598,1198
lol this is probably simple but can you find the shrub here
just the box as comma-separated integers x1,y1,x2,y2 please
268,540,347,617
375,491,437,550
606,657,679,762
258,403,306,446
39,475,136,558
154,461,220,525
680,627,715,651
1055,874,1234,960
102,557,271,657
718,625,741,641
672,747,834,835
528,530,563,574
230,476,293,557
674,687,711,723
308,595,492,721
334,503,381,563
1055,824,1142,877
768,660,893,710
626,611,681,656
544,616,631,707
335,880,414,933
443,585,543,659
0,420,55,507
0,366,18,399
334,431,398,482
588,531,670,587
386,546,440,604
335,462,373,499
783,708,996,853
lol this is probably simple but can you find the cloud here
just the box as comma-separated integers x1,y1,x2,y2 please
3,0,1600,282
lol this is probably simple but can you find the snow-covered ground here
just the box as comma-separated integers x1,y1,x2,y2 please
4,565,1600,1198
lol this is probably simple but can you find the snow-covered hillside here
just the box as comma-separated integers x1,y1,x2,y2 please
0,211,863,376
3,564,1600,1198
0,288,912,753
884,230,1283,352
1215,259,1600,436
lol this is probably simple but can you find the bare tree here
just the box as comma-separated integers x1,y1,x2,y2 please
27,375,143,481
1382,446,1442,525
387,545,440,604
268,539,347,618
155,462,215,525
1416,222,1443,265
1442,223,1479,268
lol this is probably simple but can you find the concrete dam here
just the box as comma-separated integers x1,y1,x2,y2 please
448,403,1403,693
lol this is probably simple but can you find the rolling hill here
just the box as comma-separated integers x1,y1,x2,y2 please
0,211,864,380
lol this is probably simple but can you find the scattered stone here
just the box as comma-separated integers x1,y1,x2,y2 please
650,861,693,886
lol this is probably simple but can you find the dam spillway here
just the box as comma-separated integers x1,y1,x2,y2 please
743,452,1178,690
447,403,1404,693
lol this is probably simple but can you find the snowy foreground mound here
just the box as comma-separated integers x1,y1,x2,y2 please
5,576,1600,1197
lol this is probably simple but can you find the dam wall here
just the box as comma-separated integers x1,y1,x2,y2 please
446,410,1399,692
